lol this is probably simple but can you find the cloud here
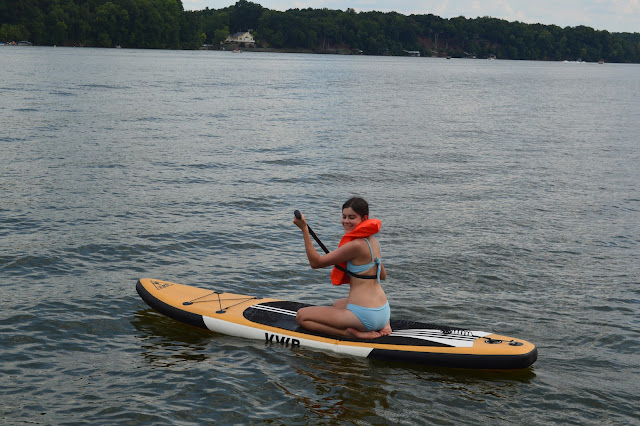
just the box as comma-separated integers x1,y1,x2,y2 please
432,0,450,16
605,0,640,14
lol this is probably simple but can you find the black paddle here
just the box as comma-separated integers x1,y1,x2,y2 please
294,209,330,254
293,210,376,279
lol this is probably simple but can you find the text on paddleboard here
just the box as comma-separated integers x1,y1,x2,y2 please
265,333,300,347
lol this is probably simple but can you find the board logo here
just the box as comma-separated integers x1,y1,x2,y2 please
151,280,173,290
265,333,300,348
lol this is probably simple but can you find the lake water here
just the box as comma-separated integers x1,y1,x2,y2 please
1,47,638,424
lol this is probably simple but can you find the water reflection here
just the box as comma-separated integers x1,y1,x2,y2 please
262,343,537,422
131,309,213,366
269,349,389,421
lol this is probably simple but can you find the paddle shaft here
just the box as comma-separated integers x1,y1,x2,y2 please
294,210,330,254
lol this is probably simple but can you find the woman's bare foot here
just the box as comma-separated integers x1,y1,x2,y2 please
347,328,382,339
379,322,392,336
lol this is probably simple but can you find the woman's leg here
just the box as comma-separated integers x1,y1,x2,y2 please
296,305,365,337
333,298,348,309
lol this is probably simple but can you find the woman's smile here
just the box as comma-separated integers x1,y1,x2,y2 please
342,207,364,232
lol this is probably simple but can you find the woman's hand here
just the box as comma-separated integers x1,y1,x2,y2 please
293,211,308,231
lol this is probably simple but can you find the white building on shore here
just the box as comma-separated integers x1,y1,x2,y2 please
225,31,255,44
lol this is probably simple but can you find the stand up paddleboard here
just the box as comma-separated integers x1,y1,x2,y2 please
136,278,537,369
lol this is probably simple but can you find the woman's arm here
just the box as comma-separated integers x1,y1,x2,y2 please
299,225,322,268
294,213,363,269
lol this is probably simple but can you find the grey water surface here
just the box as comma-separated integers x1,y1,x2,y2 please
1,47,639,424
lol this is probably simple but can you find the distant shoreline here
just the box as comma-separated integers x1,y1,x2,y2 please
5,43,617,63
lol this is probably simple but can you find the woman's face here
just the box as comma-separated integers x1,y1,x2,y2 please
342,207,365,233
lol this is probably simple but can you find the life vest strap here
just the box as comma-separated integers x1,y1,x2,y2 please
335,264,377,280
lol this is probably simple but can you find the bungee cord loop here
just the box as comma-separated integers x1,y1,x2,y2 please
182,291,260,314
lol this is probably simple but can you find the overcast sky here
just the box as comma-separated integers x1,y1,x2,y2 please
182,0,640,33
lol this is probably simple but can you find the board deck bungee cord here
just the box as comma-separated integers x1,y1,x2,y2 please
136,278,537,369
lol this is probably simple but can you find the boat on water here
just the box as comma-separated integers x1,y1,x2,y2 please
2,41,33,46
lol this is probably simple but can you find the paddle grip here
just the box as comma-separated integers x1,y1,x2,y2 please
294,210,301,219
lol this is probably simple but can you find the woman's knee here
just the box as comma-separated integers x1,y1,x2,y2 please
296,307,309,325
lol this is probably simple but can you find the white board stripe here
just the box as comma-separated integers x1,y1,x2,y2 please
392,330,477,338
249,305,297,316
393,329,491,337
391,334,475,347
391,332,477,341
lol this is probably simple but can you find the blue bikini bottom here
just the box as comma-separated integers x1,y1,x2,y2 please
346,301,390,331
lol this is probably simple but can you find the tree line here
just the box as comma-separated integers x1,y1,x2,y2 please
1,0,639,62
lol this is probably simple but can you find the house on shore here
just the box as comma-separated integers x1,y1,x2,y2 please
225,31,255,45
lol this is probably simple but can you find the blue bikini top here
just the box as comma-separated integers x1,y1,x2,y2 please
346,238,382,282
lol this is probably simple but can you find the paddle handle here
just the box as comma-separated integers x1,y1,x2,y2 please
294,210,330,254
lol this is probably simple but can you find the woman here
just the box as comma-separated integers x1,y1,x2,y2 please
293,197,392,339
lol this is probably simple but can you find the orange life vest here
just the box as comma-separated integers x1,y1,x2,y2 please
330,219,382,285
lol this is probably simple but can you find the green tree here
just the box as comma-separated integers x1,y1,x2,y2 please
230,0,263,32
93,2,129,46
213,27,228,45
0,23,29,41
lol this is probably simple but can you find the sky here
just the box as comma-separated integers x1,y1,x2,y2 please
182,0,640,33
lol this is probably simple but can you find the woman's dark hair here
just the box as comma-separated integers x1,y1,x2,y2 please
342,197,369,218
